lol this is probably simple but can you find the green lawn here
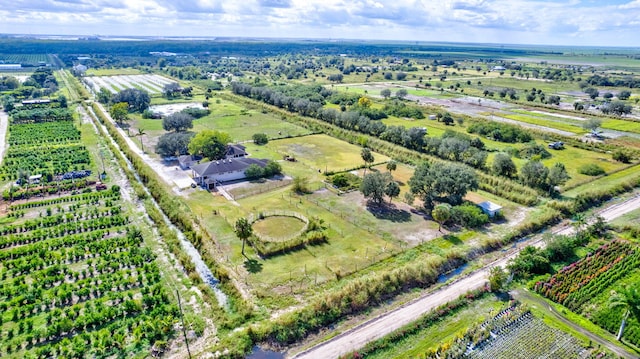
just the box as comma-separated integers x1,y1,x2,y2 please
563,163,640,197
268,134,391,173
130,97,311,148
501,113,585,134
252,216,306,241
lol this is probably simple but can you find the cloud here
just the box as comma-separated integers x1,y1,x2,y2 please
0,0,638,46
619,0,640,9
259,0,292,8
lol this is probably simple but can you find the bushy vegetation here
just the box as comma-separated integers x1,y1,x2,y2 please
578,163,606,176
467,122,533,143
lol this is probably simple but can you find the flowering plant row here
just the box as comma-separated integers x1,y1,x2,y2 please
535,240,639,311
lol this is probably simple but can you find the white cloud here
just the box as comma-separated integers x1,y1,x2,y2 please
0,0,638,46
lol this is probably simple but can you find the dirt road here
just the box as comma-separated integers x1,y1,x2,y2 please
290,194,640,359
0,111,8,166
92,103,195,190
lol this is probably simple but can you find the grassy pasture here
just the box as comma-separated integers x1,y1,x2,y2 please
268,134,391,173
500,113,584,134
131,98,310,144
563,163,640,197
185,186,401,305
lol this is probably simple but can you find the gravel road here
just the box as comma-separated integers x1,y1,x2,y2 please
0,111,7,166
290,194,640,359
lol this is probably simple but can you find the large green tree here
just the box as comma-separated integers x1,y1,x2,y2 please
547,162,570,194
155,132,194,157
162,112,193,132
111,88,150,112
519,160,549,189
109,102,129,124
409,162,478,208
492,153,517,177
188,130,232,161
431,203,451,232
360,171,393,205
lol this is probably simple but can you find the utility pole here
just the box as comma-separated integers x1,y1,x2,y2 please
176,290,192,359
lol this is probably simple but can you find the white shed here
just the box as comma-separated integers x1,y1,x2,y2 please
478,201,502,217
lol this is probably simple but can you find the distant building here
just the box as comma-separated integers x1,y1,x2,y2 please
191,157,268,189
0,64,22,71
492,66,506,71
478,201,502,218
150,51,177,56
21,99,51,105
73,64,88,75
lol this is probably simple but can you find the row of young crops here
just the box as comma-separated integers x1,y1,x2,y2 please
535,240,640,346
0,54,50,65
0,110,178,357
84,74,175,95
0,106,90,182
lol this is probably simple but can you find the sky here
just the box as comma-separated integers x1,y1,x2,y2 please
0,0,639,47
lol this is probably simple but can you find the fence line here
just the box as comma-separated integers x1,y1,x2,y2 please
229,179,293,200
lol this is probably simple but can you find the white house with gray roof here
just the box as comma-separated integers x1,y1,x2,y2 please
191,157,268,189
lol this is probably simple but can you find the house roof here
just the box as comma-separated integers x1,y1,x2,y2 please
478,201,502,212
226,144,247,157
178,154,202,165
192,157,268,177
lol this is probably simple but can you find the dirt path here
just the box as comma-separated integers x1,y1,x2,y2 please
0,111,8,166
93,103,195,190
290,193,640,359
512,289,638,359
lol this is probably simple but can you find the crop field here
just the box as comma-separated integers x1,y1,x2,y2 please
536,240,640,346
84,74,175,95
0,109,177,357
268,134,391,173
0,113,91,182
466,310,588,359
0,54,50,65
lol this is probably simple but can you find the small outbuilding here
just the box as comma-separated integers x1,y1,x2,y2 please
478,201,502,218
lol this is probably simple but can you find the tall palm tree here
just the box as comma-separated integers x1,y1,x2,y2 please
609,285,640,341
136,128,146,153
361,148,374,176
235,217,253,258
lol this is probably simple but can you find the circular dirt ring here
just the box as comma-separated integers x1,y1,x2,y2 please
252,215,308,242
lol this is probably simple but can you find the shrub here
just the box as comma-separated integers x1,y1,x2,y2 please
578,163,605,176
612,150,631,163
252,133,269,145
330,172,362,191
181,107,210,119
451,203,489,228
519,142,551,159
